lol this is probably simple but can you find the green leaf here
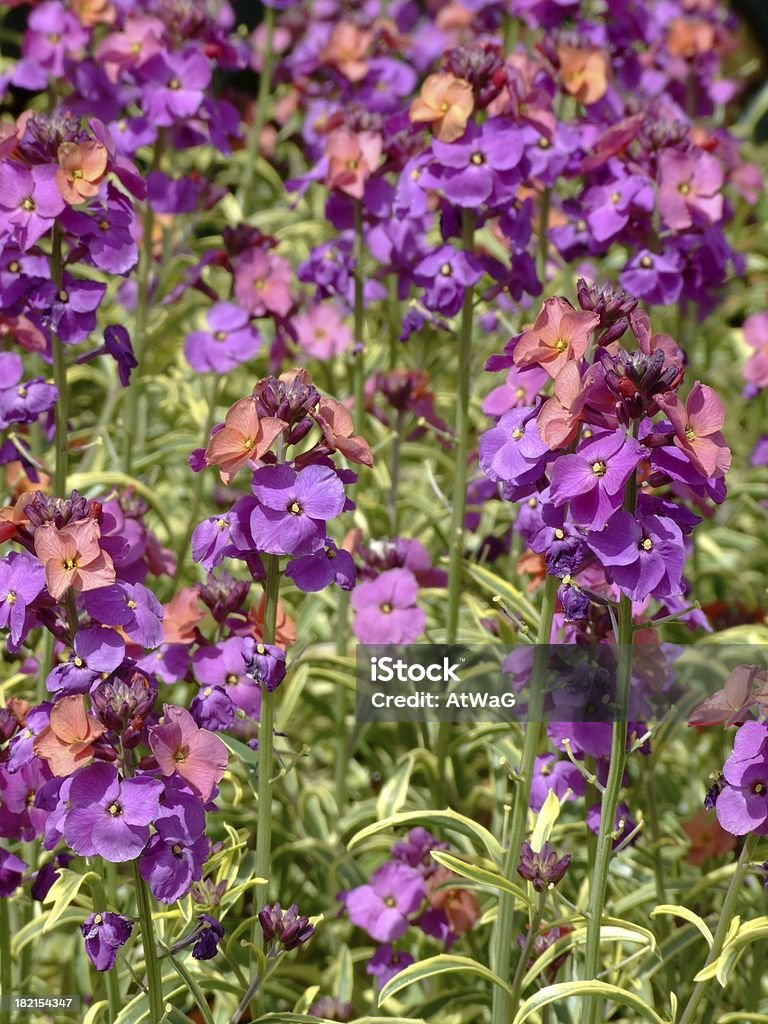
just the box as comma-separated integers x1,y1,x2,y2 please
219,732,260,769
348,809,502,862
522,923,658,989
693,915,768,986
377,954,512,1006
43,869,96,933
462,562,539,630
11,907,84,956
511,980,669,1024
376,755,415,819
83,1001,109,1024
530,787,562,853
334,943,354,1004
651,905,714,947
430,850,533,908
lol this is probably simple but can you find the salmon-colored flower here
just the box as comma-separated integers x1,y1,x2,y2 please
656,382,731,479
162,586,204,644
514,298,599,378
409,72,474,143
325,128,383,200
33,694,106,777
557,45,609,106
666,17,716,59
313,398,373,467
204,397,286,484
34,519,115,601
55,141,108,205
537,361,583,449
249,595,296,649
149,705,228,802
71,0,116,26
682,808,737,867
426,868,480,934
320,21,372,82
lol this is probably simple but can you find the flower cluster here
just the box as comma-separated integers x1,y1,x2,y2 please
338,828,480,987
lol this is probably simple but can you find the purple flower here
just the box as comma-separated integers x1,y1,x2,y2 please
191,513,238,572
81,912,133,971
517,840,571,892
185,303,262,374
0,162,65,249
351,568,425,644
414,246,484,316
0,848,26,896
82,581,164,649
47,626,126,696
59,190,138,275
716,722,768,836
585,172,654,244
190,686,235,732
658,150,723,230
192,915,225,960
0,551,46,647
586,801,637,848
138,46,212,127
366,945,415,988
63,763,163,863
530,753,586,812
423,119,525,207
104,326,138,387
391,827,447,877
587,511,684,601
247,464,346,557
620,249,683,306
341,861,425,942
258,902,316,950
139,789,209,904
242,639,286,693
193,637,261,720
479,406,550,488
0,353,57,429
285,540,356,592
550,431,643,530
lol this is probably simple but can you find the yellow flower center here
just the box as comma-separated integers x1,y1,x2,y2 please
554,528,565,540
214,330,227,341
64,557,78,571
641,538,653,551
22,198,35,212
591,461,607,476
5,591,17,605
169,77,181,90
678,182,691,195
640,255,653,269
685,426,696,441
470,152,484,165
511,428,523,440
380,602,393,614
16,386,26,397
611,192,621,205
554,338,568,352
440,263,452,276
289,501,301,515
107,802,121,817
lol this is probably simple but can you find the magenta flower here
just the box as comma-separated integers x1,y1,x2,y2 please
81,912,133,972
620,249,683,306
549,431,643,530
247,464,346,557
367,945,415,989
658,150,724,230
185,302,262,374
47,626,126,696
342,861,425,942
716,722,768,836
0,550,45,647
82,581,164,649
423,119,524,207
284,540,356,593
0,352,57,429
586,511,685,601
351,568,425,644
138,46,212,127
149,705,228,802
193,638,261,720
63,764,163,863
478,406,550,488
585,173,653,243
0,162,66,249
292,304,353,360
234,249,293,318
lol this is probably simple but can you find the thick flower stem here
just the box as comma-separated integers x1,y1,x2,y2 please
509,889,547,1012
50,224,68,497
0,897,11,999
446,208,476,644
124,137,163,475
677,833,758,1024
236,4,275,216
131,861,164,1024
254,553,280,943
490,573,558,1024
352,199,365,435
537,187,552,285
174,374,220,579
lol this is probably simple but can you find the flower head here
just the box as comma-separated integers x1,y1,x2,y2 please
33,694,106,776
149,705,228,801
81,912,132,971
204,398,286,484
409,72,474,142
34,519,115,600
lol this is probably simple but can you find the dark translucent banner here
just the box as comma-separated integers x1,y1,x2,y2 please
354,643,768,724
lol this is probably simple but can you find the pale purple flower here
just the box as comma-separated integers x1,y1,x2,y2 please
351,568,425,644
0,551,46,647
247,464,346,557
82,581,164,649
138,789,209,903
550,431,643,530
47,626,126,696
81,912,133,971
185,303,261,373
342,861,425,942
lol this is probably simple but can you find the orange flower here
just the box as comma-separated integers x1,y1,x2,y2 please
34,519,115,601
557,45,609,106
204,397,286,484
71,0,116,26
250,595,296,649
409,72,474,143
325,128,383,200
426,868,481,934
666,18,716,59
514,297,599,378
682,808,737,867
33,695,106,777
314,398,373,467
321,21,372,83
55,141,108,205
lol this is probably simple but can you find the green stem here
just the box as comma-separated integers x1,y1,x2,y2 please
50,224,68,497
254,554,281,942
388,409,405,534
490,573,558,1024
352,199,365,435
236,4,275,215
509,889,547,1012
125,138,163,475
677,834,759,1024
131,861,164,1024
168,955,214,1024
0,897,11,999
174,374,220,581
91,867,121,1022
446,208,476,644
537,188,552,285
